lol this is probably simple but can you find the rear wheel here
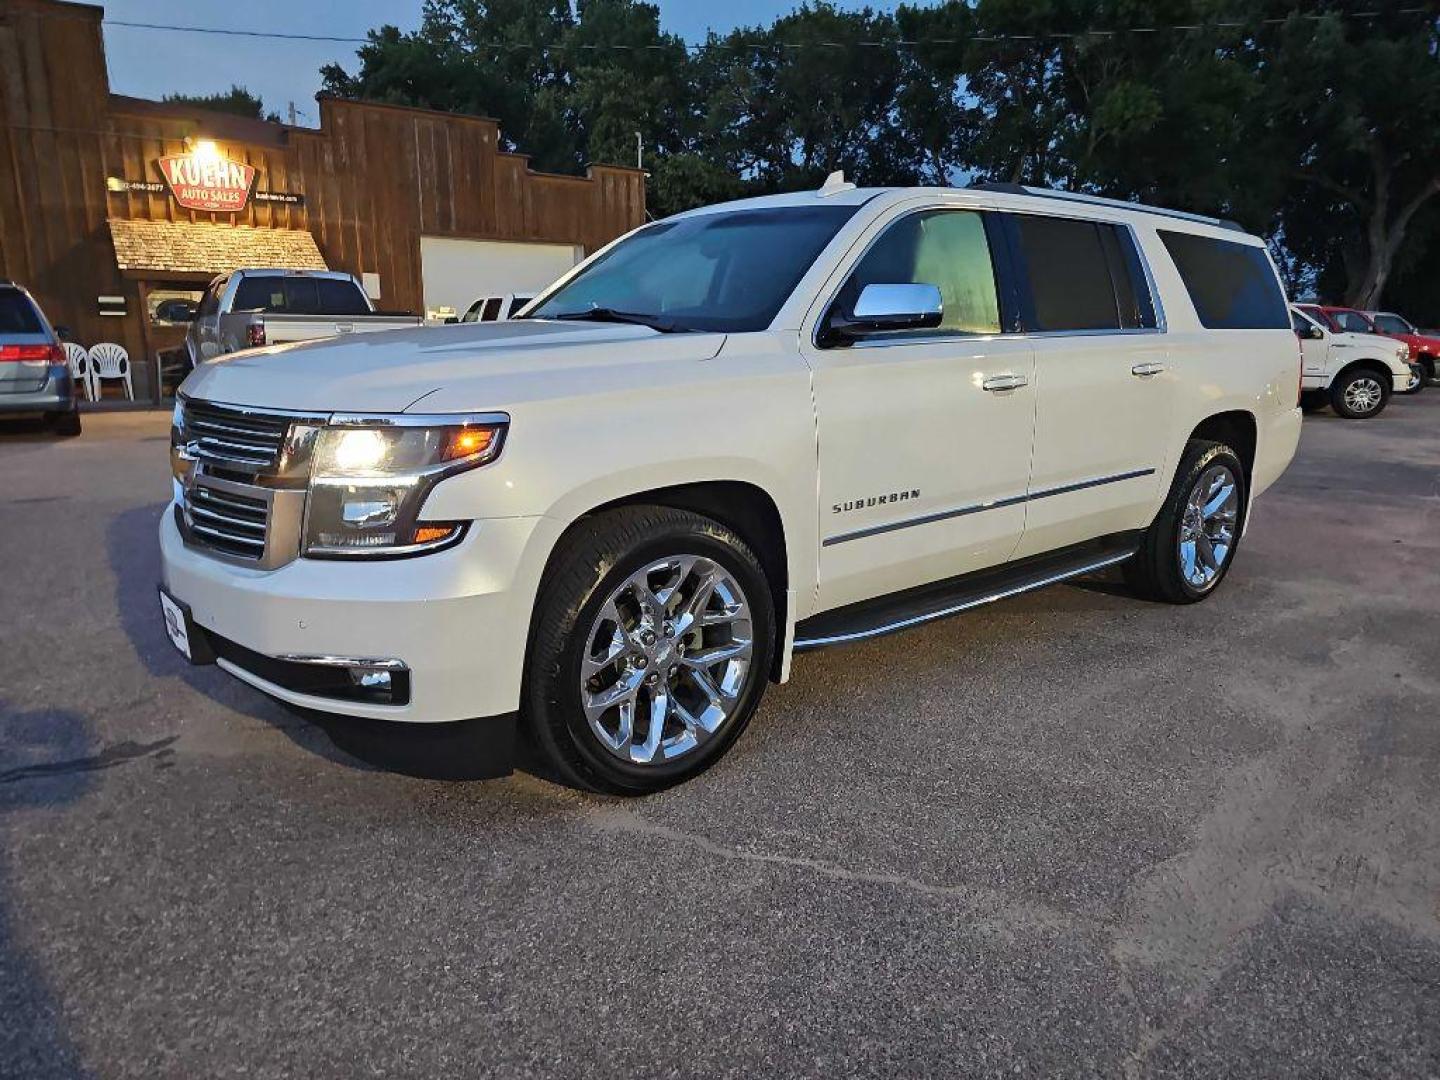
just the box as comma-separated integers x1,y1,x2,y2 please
1125,440,1245,604
523,506,775,795
1329,367,1389,419
45,410,81,437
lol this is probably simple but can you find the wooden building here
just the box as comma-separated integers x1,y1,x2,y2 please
0,0,646,400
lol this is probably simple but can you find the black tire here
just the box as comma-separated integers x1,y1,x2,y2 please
1329,366,1390,418
1420,356,1437,386
522,505,775,795
1124,440,1247,605
46,410,81,437
1299,390,1328,414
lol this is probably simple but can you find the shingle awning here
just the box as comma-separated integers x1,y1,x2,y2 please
108,218,328,278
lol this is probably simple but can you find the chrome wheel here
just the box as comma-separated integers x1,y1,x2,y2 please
1343,375,1385,414
579,555,753,765
1405,368,1422,392
1178,464,1238,592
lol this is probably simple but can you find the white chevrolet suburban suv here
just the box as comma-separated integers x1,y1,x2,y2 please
160,180,1303,794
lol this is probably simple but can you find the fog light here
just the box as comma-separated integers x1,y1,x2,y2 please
349,668,392,691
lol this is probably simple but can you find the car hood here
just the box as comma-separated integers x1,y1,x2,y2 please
179,320,727,414
1337,330,1408,355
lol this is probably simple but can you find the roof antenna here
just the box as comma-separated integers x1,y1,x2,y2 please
817,170,855,197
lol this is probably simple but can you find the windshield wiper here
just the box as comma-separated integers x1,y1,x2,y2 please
549,308,685,333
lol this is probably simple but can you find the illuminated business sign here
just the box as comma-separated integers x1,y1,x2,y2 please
156,150,256,213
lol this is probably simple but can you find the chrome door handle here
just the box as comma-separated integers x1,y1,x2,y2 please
981,373,1030,392
1131,362,1166,378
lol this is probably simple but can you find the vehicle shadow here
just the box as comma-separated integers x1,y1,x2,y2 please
108,502,522,784
0,701,116,1079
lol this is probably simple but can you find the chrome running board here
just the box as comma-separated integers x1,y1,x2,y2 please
793,533,1140,651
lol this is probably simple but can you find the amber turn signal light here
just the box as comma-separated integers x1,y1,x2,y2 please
443,426,500,462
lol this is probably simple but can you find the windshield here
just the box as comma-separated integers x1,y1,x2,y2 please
527,205,860,333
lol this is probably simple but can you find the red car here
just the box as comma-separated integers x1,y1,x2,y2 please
1367,310,1440,386
1299,304,1438,387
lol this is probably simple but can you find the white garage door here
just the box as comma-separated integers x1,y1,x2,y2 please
420,237,581,321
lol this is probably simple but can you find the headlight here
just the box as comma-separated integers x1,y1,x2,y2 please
303,414,507,558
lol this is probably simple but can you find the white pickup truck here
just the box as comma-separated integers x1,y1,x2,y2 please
1289,304,1416,418
183,269,423,367
161,180,1302,794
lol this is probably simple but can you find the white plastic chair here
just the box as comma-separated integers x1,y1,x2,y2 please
88,342,133,400
63,342,94,401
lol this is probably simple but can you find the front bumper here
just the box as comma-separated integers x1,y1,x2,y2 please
0,364,74,414
158,506,560,724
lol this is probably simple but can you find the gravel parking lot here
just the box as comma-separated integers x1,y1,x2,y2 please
2,399,1438,1079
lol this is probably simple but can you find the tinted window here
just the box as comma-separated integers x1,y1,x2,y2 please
461,300,484,323
1372,313,1412,335
0,291,43,334
1331,310,1373,333
836,210,1001,336
530,205,859,333
480,298,502,322
232,277,287,313
315,278,371,315
1290,310,1316,334
282,278,321,315
1013,215,1122,331
1158,231,1288,329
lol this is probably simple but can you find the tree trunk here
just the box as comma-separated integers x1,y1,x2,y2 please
1345,164,1440,310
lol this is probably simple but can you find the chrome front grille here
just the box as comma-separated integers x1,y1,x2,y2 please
187,483,269,559
173,398,318,568
183,401,291,469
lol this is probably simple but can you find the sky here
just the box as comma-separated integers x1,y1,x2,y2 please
99,0,915,127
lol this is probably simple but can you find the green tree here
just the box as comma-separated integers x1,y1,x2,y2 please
163,85,279,123
1248,5,1440,308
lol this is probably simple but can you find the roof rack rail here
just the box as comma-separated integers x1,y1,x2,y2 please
967,181,1245,232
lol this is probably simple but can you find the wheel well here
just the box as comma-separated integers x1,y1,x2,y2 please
1336,359,1396,389
580,481,790,672
1417,352,1436,376
1189,410,1256,484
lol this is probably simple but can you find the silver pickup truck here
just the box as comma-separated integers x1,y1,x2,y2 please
184,269,423,366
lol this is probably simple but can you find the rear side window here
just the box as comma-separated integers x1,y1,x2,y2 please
1158,231,1288,329
0,291,43,333
1008,215,1157,332
480,298,502,322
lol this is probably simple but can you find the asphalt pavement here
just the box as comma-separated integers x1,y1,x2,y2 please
2,396,1438,1078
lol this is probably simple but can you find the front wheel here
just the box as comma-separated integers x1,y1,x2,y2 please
1125,440,1246,604
523,506,775,795
1399,366,1425,395
1330,367,1390,418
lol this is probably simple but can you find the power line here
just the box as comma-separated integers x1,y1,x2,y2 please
98,8,1435,52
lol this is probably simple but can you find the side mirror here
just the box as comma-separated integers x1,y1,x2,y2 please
1305,324,1324,340
828,283,944,342
444,316,459,325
